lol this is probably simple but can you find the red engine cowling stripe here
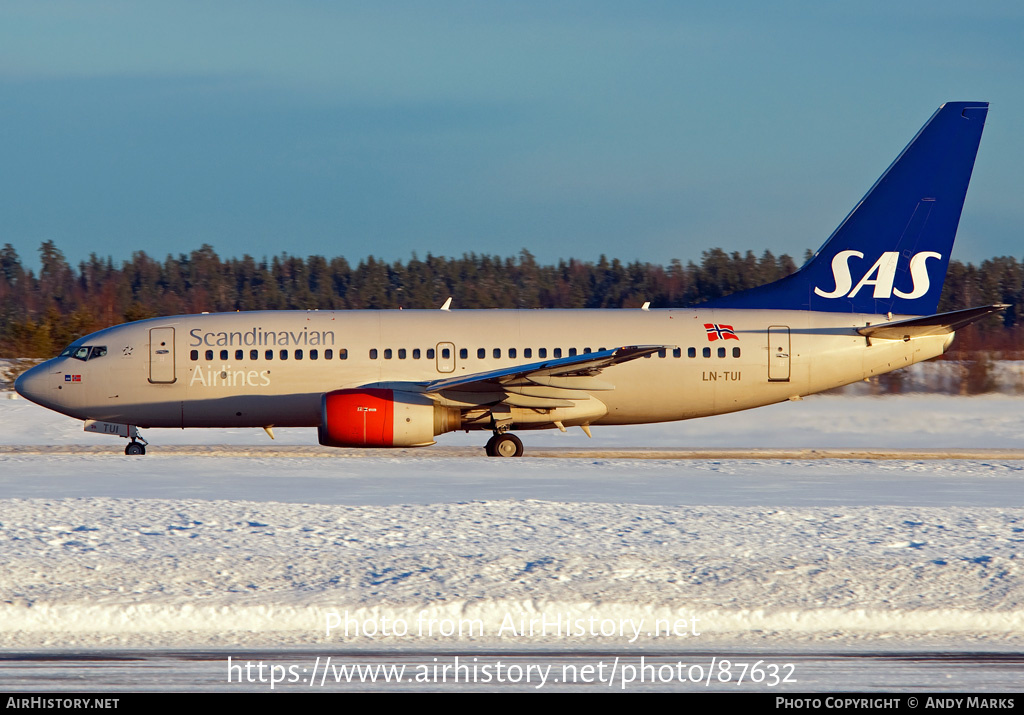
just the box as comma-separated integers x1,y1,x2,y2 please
322,388,394,446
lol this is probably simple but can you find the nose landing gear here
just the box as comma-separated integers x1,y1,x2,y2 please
84,419,150,455
123,427,149,456
124,440,147,456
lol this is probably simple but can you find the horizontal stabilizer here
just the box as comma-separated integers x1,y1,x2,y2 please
857,304,1007,340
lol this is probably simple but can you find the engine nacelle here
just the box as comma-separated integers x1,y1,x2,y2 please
318,388,461,448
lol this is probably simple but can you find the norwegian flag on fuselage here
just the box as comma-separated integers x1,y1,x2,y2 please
704,323,739,342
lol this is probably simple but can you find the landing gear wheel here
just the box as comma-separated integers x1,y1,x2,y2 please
487,433,523,458
125,442,146,456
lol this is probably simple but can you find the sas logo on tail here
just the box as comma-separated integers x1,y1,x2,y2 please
813,251,941,300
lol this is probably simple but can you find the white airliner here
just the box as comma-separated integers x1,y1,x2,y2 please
15,102,1002,457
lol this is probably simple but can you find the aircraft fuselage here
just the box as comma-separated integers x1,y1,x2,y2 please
16,308,951,432
12,101,991,456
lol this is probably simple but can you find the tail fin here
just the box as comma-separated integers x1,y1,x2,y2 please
705,101,988,314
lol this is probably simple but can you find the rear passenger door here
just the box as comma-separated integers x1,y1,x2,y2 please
767,326,790,382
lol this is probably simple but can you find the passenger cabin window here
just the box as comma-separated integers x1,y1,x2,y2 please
718,347,726,358
493,348,501,359
412,348,420,359
250,349,259,360
673,348,682,358
427,348,435,359
220,350,229,361
477,348,486,359
310,349,318,360
325,349,334,359
369,349,378,359
441,347,451,359
733,347,741,358
206,349,214,361
190,350,199,361
459,348,467,359
235,349,244,360
280,349,288,360
265,350,273,360
688,347,696,358
295,349,303,360
338,349,346,360
524,348,532,359
553,348,562,358
538,348,547,358
509,348,517,359
703,347,711,358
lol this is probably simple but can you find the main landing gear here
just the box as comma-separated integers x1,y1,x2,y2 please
485,432,524,458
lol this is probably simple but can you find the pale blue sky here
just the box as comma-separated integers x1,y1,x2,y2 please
1,1,1021,270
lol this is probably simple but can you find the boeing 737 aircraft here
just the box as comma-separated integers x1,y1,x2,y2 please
15,102,1003,456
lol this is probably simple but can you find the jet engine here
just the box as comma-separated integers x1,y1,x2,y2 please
318,388,461,448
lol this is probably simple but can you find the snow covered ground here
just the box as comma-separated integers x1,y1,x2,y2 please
2,392,1024,690
4,496,1024,650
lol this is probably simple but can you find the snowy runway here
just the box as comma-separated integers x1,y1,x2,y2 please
3,393,1024,690
3,454,1024,650
3,452,1024,507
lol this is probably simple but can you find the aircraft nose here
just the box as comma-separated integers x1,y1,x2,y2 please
15,362,56,408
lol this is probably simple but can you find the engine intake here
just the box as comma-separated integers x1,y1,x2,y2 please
318,388,461,448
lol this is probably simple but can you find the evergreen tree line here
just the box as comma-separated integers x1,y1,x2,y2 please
1,241,1022,358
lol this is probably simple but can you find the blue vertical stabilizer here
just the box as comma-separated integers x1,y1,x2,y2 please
704,102,988,314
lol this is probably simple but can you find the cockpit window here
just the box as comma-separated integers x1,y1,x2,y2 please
59,345,107,361
60,346,90,361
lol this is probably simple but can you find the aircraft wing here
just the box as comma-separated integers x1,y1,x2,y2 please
857,304,1008,340
422,345,667,407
